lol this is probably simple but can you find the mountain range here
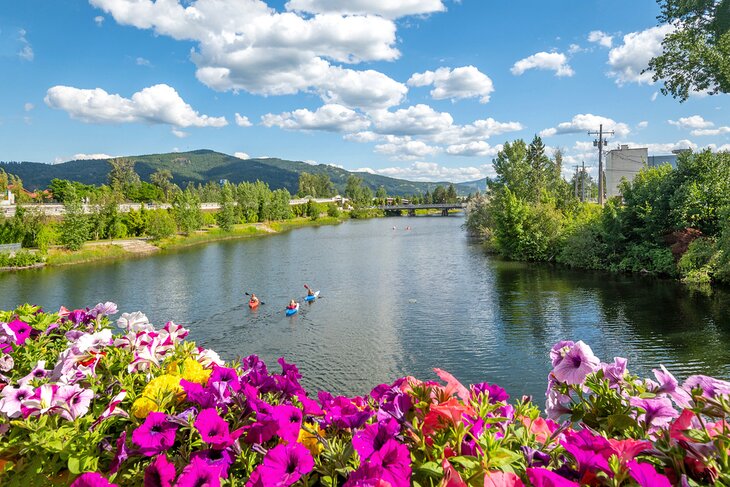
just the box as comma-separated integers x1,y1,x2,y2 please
0,150,486,196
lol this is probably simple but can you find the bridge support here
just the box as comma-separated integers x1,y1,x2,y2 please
441,209,449,216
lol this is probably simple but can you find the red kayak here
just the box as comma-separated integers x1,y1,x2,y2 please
248,299,260,309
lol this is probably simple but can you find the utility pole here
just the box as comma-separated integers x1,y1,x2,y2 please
581,160,586,203
588,124,614,206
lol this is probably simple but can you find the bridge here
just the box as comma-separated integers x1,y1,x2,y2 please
375,203,466,216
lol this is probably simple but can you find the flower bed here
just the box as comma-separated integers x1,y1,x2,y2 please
0,304,728,486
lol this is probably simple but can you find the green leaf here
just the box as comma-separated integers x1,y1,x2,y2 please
67,456,81,474
607,414,638,432
448,455,480,470
414,461,443,478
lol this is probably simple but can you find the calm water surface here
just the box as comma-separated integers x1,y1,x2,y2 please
1,216,729,401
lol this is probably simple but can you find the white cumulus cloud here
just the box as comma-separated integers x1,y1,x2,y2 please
667,115,714,130
44,84,228,127
587,30,613,48
262,104,370,132
235,113,253,127
607,24,674,85
362,161,494,182
692,127,730,136
94,15,105,26
408,66,494,103
445,141,502,157
374,136,441,160
90,0,414,110
284,0,446,19
511,52,573,77
371,104,454,136
540,113,630,138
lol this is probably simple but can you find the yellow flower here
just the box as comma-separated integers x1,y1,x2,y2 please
181,358,211,385
131,397,157,419
297,422,325,456
131,374,185,419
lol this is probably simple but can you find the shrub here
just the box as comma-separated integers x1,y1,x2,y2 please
678,237,719,284
326,203,341,218
146,210,176,241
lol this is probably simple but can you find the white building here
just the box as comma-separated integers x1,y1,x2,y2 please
0,189,15,206
605,145,648,199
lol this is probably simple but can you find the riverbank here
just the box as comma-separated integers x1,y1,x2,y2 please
4,215,350,271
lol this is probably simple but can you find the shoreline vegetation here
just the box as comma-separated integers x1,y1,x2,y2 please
465,138,730,290
3,215,354,271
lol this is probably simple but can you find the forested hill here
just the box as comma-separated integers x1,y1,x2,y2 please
0,150,483,196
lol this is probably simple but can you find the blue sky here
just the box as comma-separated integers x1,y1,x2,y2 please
1,0,728,182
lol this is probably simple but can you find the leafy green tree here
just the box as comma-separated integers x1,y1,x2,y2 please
490,140,531,200
147,210,177,241
375,185,387,204
446,184,457,203
432,186,446,204
298,172,335,198
345,175,372,205
60,196,89,251
215,183,236,232
270,189,293,221
0,169,8,193
648,0,730,101
669,150,730,235
108,158,141,196
172,188,202,235
150,169,175,202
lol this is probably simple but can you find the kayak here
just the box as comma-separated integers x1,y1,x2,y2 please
304,291,320,302
248,300,259,309
285,303,299,316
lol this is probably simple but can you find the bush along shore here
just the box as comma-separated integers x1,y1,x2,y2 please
1,304,729,486
465,140,730,288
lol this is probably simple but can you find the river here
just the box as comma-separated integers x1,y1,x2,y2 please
1,216,729,401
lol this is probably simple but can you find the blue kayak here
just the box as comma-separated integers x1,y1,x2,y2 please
304,290,320,302
285,303,299,316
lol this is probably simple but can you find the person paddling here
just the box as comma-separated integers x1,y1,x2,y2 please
287,299,298,309
304,284,315,297
249,293,260,308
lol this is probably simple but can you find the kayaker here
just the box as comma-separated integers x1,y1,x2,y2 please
288,299,297,309
249,294,259,306
305,285,315,297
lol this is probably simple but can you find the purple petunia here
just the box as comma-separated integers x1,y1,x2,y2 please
7,319,32,346
271,404,303,443
683,375,730,400
176,455,221,487
369,439,411,487
653,365,691,408
194,408,240,449
342,462,387,487
109,431,129,474
70,472,118,487
132,412,179,457
630,396,679,430
471,382,510,403
352,419,400,460
0,385,34,418
190,448,234,478
246,443,314,487
601,357,628,387
144,454,177,487
526,467,580,486
56,384,94,421
627,461,672,487
551,341,600,385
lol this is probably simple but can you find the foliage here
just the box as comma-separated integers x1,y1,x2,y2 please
146,210,177,241
678,237,719,284
60,198,89,251
297,172,336,198
326,203,341,218
2,306,730,486
172,189,202,235
648,0,730,101
0,250,44,268
215,183,236,232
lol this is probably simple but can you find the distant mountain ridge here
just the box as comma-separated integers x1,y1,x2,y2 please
0,150,485,196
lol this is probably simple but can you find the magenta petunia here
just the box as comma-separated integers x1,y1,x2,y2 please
271,404,303,443
526,468,580,487
144,454,177,487
209,366,241,395
132,412,178,457
181,380,218,409
194,408,241,449
190,448,234,478
246,442,314,487
627,461,672,487
653,365,692,408
369,439,411,487
342,462,386,487
601,357,628,387
551,341,600,385
7,319,32,346
352,419,400,460
70,472,118,487
471,382,510,403
109,431,129,474
175,455,221,487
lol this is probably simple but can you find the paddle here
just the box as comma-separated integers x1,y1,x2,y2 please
244,292,265,305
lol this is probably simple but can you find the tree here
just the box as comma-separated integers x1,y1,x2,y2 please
490,139,531,200
0,169,8,193
298,172,335,198
215,183,236,232
60,196,89,251
526,135,552,203
345,175,372,205
147,210,176,241
150,169,175,202
376,185,387,204
172,188,202,235
648,0,730,101
446,184,458,203
108,158,141,197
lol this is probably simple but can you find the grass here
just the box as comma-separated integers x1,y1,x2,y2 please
269,215,347,232
155,224,273,250
46,244,129,266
